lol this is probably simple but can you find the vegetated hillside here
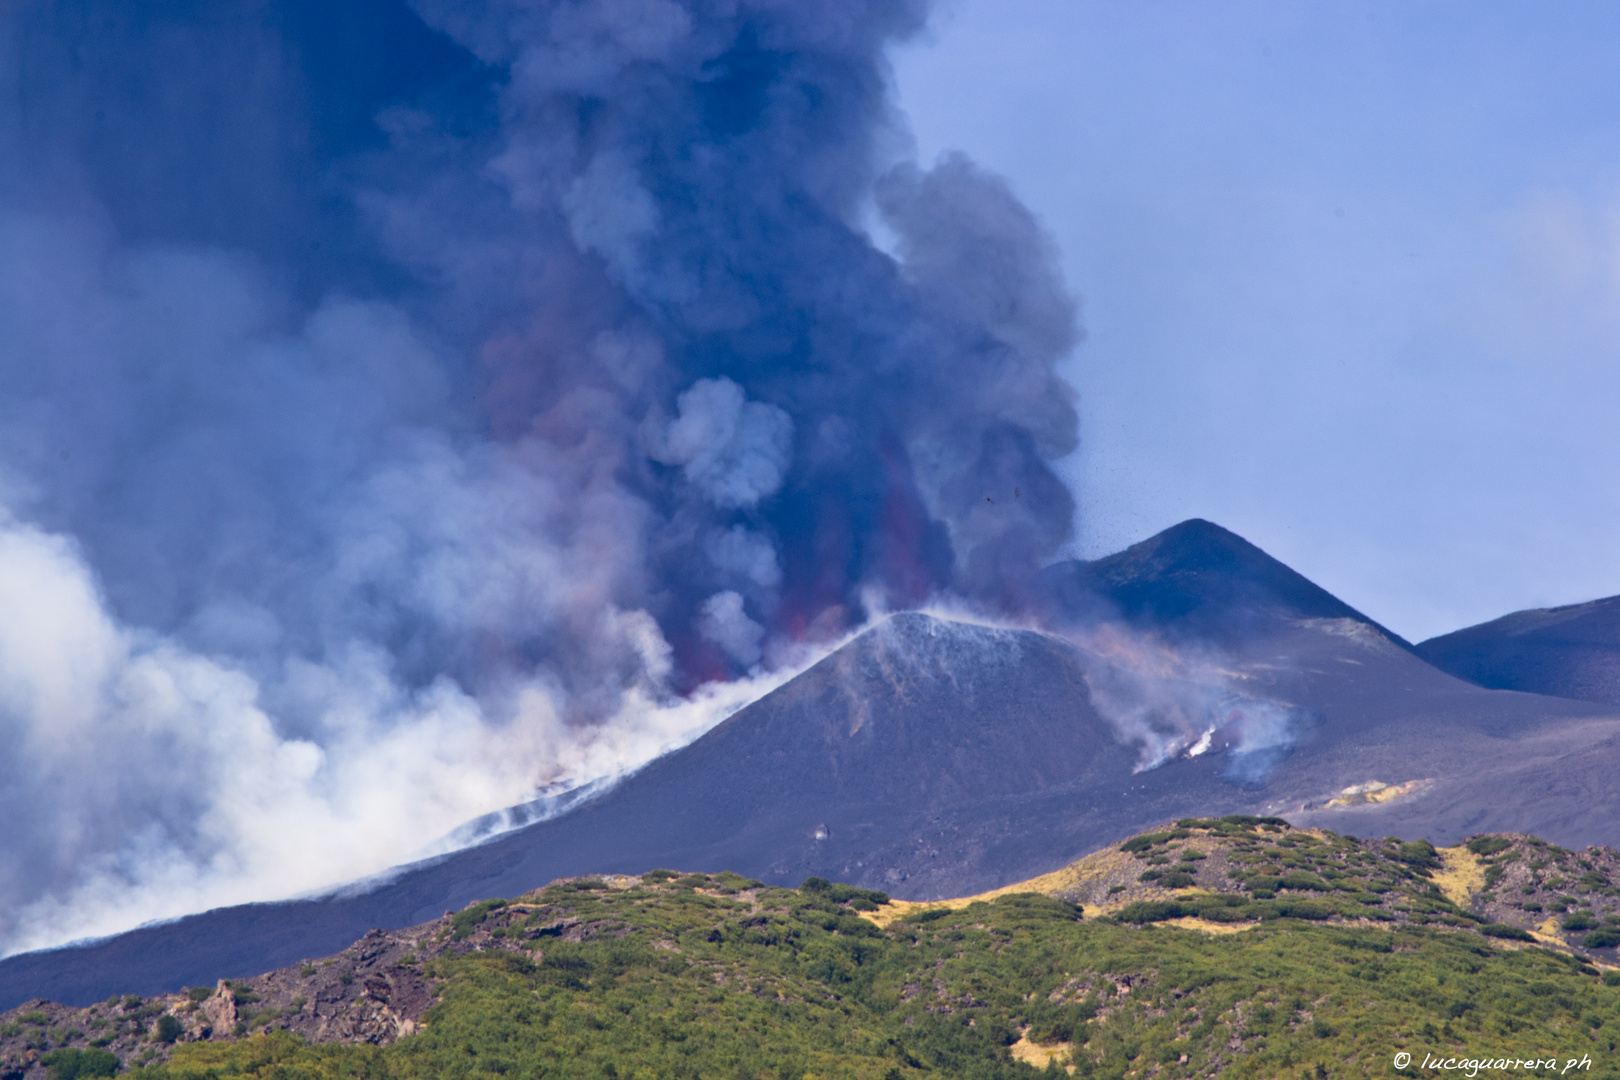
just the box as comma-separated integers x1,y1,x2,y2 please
7,820,1620,1080
1418,595,1620,707
1028,816,1620,957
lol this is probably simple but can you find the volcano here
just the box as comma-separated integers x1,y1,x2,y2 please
4,519,1620,1009
1417,594,1620,706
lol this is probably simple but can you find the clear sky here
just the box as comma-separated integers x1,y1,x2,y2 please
893,0,1620,642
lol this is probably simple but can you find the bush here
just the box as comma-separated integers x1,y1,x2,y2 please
1195,905,1251,923
1562,913,1598,931
901,907,952,924
1155,871,1197,889
40,1048,119,1080
451,898,507,939
1396,841,1440,870
991,893,1082,921
1480,923,1535,941
1252,900,1333,922
1279,871,1331,892
154,1014,182,1044
1115,901,1192,924
1580,929,1620,949
1466,836,1512,857
1119,833,1175,854
812,881,891,907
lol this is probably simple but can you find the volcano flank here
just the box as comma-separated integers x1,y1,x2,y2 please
4,519,1620,1010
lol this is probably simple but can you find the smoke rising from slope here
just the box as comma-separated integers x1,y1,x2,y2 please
1065,622,1312,785
0,0,1078,952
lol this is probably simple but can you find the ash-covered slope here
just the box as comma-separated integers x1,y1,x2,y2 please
1417,595,1620,706
6,520,1620,1011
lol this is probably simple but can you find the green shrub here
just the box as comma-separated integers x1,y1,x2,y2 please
901,907,952,924
20,1010,48,1025
1250,900,1333,921
1195,905,1251,924
1581,929,1620,949
1466,837,1512,857
1114,901,1193,924
1280,871,1331,892
153,1015,182,1044
40,1048,119,1080
1155,871,1196,889
1562,913,1599,931
184,986,212,1003
1396,841,1440,870
1119,833,1175,854
1480,923,1535,941
451,898,507,939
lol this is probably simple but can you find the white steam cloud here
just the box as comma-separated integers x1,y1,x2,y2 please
1061,622,1310,784
0,501,802,956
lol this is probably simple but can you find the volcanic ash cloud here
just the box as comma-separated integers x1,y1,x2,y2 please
0,0,1080,953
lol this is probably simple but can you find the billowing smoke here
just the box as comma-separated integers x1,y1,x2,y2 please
0,0,1078,953
1065,623,1312,785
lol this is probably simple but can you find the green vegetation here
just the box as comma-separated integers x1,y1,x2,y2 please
41,1047,120,1080
113,868,1620,1080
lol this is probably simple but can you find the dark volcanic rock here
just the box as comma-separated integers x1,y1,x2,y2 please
1418,595,1620,706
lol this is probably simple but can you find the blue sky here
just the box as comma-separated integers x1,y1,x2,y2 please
894,0,1620,641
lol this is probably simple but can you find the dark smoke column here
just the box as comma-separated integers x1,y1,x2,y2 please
413,0,1081,686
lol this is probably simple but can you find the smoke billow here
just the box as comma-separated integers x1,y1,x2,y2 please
0,0,1079,952
1064,623,1313,786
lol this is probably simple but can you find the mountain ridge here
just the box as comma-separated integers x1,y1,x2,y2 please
1419,594,1620,706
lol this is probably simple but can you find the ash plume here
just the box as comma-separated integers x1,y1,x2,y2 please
0,0,1078,953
